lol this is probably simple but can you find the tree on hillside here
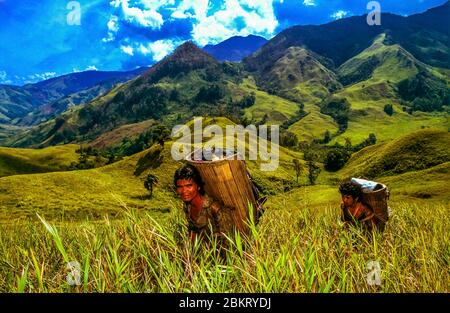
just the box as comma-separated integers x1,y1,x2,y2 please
324,148,351,172
281,131,299,148
151,124,171,147
344,137,352,150
144,174,159,198
322,130,332,144
384,104,394,116
307,161,321,185
293,159,303,185
195,84,225,103
352,133,377,152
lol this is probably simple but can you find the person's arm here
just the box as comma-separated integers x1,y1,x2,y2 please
341,203,351,223
189,231,197,241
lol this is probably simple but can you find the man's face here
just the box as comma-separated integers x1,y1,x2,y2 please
342,195,355,207
176,179,199,203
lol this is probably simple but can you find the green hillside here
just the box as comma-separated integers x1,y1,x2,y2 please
338,128,450,179
338,34,420,85
288,102,339,142
252,47,342,101
238,77,300,124
89,119,156,149
329,35,449,145
6,43,254,148
242,33,449,146
0,144,81,177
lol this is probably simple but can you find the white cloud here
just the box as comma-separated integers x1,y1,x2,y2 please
111,0,166,29
150,41,175,61
173,0,278,46
171,0,208,20
107,0,281,49
120,45,135,56
141,39,180,61
331,10,349,20
103,15,120,42
28,72,57,80
23,72,57,83
85,65,98,71
140,0,175,9
107,15,120,32
303,0,316,6
0,71,12,85
170,10,190,19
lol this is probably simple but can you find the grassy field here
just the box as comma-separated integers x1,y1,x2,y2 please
0,143,182,223
0,144,81,178
0,196,447,292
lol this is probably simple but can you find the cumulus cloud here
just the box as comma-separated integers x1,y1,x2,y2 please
331,10,349,20
120,45,135,56
85,65,98,71
0,70,12,84
72,66,99,73
174,0,278,46
105,0,277,61
110,0,167,29
23,72,57,83
121,39,181,61
103,15,120,42
303,0,316,6
139,39,180,61
170,0,208,20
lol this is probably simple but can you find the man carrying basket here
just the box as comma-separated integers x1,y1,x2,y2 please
339,178,390,232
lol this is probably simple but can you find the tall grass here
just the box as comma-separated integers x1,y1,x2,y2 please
0,201,448,293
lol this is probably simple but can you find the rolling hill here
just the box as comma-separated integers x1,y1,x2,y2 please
326,34,449,144
0,67,147,124
253,47,342,102
0,144,81,178
338,128,450,179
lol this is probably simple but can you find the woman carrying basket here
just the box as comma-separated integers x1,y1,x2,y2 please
174,164,234,243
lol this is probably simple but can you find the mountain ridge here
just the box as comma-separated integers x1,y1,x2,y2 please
203,35,268,61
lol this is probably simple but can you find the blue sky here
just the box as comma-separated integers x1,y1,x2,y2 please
0,0,447,85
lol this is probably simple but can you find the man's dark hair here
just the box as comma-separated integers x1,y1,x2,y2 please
174,164,205,195
339,181,362,199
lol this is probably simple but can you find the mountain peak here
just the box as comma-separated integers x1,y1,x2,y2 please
204,35,268,61
141,41,218,83
173,41,206,55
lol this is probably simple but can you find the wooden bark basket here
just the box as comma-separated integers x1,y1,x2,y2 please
361,184,390,223
186,150,258,234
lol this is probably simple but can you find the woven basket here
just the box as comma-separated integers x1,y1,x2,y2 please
361,184,390,223
186,150,258,233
